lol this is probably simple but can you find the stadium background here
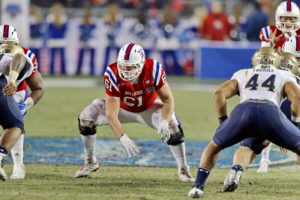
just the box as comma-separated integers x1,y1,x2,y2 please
1,1,300,200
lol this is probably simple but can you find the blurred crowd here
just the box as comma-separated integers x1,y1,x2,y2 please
27,0,291,75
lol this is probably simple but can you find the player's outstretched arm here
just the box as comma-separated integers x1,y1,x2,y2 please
156,82,174,122
156,82,175,143
214,79,239,119
105,94,124,137
25,72,45,108
105,94,139,157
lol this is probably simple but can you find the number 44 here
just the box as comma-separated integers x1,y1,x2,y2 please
245,74,276,92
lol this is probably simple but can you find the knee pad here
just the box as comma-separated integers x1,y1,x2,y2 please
167,125,185,145
78,118,96,136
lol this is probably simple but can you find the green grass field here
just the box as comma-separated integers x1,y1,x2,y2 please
2,82,298,200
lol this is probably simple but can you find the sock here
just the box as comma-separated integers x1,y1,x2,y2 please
232,164,243,172
260,144,271,163
81,134,97,164
194,167,211,190
11,134,24,165
169,142,187,169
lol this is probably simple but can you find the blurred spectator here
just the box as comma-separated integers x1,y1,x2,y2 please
130,9,158,57
157,7,182,75
29,5,45,68
46,2,68,75
201,1,231,41
246,2,268,41
102,3,122,74
76,6,96,75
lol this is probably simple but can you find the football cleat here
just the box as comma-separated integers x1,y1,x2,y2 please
0,166,7,181
257,159,269,173
178,166,195,182
10,164,25,179
222,169,243,192
75,161,100,178
188,187,203,198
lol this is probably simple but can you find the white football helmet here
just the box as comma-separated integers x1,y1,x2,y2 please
117,43,145,81
275,1,300,33
0,24,19,44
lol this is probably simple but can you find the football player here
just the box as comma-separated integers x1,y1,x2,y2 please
75,43,194,182
0,24,44,179
0,28,44,181
188,47,300,198
251,0,300,173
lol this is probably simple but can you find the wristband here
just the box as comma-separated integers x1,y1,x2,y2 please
24,97,34,110
8,71,19,83
218,115,228,124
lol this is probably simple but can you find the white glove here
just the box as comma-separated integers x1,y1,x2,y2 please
119,134,140,158
157,119,170,143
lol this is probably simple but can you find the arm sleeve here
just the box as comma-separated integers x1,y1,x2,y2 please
104,67,120,97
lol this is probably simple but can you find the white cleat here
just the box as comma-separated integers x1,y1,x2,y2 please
257,160,269,173
75,162,100,178
222,169,243,192
188,187,203,198
0,167,7,181
10,164,25,179
178,166,195,182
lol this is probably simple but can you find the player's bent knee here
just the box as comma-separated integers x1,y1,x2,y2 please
167,125,185,145
78,118,96,136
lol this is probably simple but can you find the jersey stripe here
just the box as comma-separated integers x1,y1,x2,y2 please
104,67,119,92
124,43,134,60
264,27,270,39
287,1,292,11
3,25,9,38
153,60,162,86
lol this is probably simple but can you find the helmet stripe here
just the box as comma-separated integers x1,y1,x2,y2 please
124,43,135,61
287,1,292,11
296,37,300,51
3,24,9,38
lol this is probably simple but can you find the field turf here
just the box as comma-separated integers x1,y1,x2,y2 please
2,82,297,200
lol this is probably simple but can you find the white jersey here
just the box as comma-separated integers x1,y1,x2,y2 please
0,53,34,87
231,65,297,106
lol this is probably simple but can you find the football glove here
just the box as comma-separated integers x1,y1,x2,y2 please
157,119,170,143
218,115,228,124
119,133,140,158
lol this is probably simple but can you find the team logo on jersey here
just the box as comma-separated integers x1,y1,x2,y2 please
145,87,155,93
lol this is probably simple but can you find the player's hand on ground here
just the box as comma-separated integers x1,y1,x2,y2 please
119,133,140,157
3,82,17,96
157,120,170,143
269,29,282,47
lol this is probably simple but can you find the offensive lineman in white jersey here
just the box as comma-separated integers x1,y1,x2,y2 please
188,47,300,198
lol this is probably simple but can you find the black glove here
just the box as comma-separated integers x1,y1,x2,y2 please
292,121,300,129
218,116,228,124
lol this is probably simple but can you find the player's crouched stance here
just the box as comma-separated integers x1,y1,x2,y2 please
188,47,300,198
75,43,194,182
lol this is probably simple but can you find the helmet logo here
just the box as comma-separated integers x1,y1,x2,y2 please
260,55,274,65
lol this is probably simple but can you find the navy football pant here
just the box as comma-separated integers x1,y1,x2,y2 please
213,100,300,153
0,76,24,131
